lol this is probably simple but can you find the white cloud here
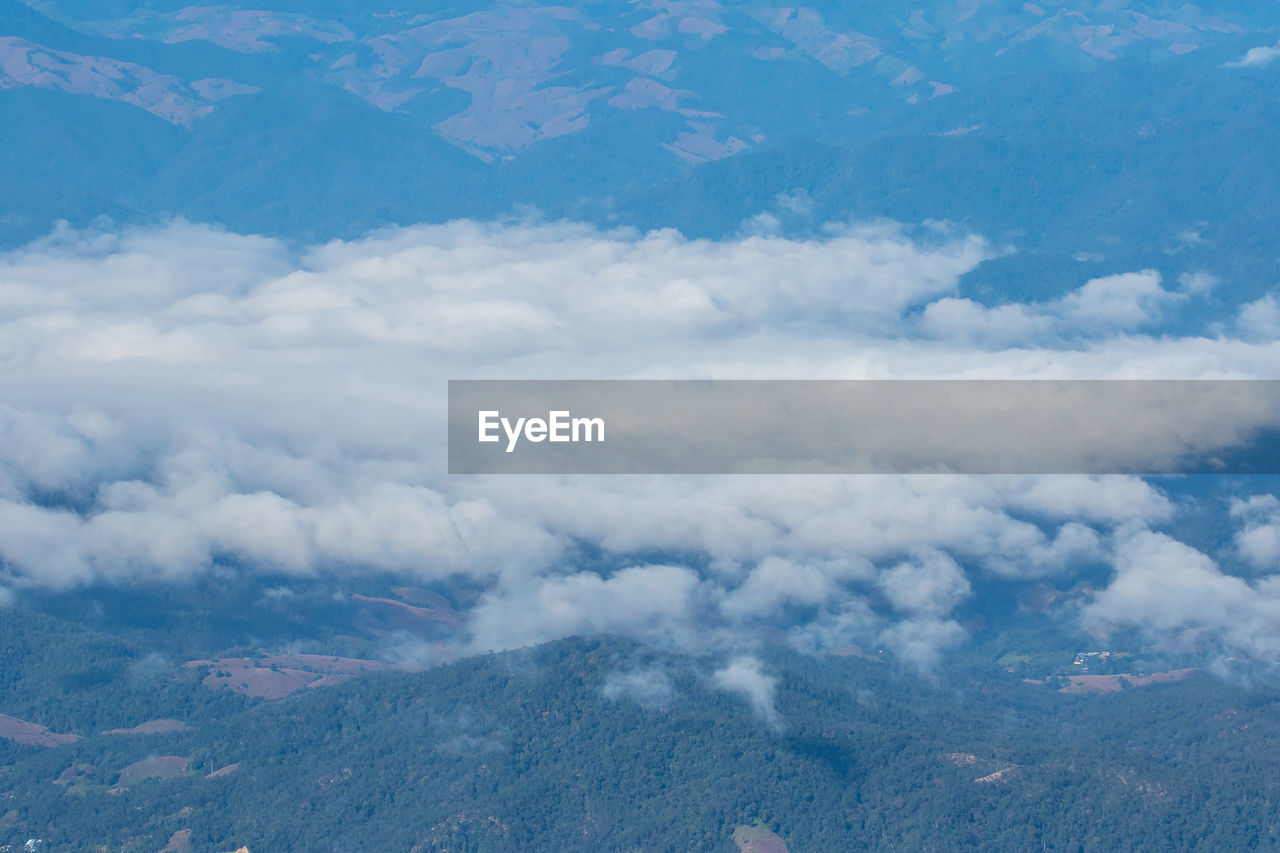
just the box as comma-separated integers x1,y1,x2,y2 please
1,219,1278,669
1083,530,1280,659
465,564,703,652
721,556,837,619
468,475,1139,586
787,598,878,653
1231,495,1280,571
919,270,1184,345
712,656,781,729
1238,294,1280,340
1005,475,1173,525
1177,272,1218,295
877,550,971,616
878,617,966,671
602,666,674,708
1058,270,1175,329
1225,43,1280,68
918,297,1052,346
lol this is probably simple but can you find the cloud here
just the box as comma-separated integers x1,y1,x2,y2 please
918,298,1052,346
877,618,966,672
375,633,443,670
467,476,1152,583
1231,495,1280,571
720,557,840,620
712,656,781,729
1057,270,1175,329
877,551,970,617
602,666,674,708
1083,530,1280,659
1005,476,1173,525
1225,43,1280,68
1,218,1279,669
920,270,1183,345
1238,294,1280,340
787,598,878,654
0,476,560,590
1177,272,1218,296
127,652,174,682
465,564,703,652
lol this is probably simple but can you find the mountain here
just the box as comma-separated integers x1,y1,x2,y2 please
3,631,1279,851
4,1,1280,313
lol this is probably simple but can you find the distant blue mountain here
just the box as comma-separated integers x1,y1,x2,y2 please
3,0,1279,311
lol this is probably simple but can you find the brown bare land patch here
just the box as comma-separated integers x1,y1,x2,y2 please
116,755,188,787
392,587,455,609
1058,668,1203,694
827,645,882,662
260,653,391,674
157,828,193,853
733,824,790,853
0,713,79,747
352,593,464,630
184,655,391,698
54,763,94,785
207,762,241,779
103,718,186,735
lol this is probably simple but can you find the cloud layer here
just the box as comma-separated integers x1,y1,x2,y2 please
1,217,1279,676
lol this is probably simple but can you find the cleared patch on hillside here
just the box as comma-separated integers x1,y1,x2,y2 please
54,763,94,786
975,767,1020,784
733,823,790,853
185,655,392,698
158,828,193,853
353,592,465,632
0,713,79,747
103,718,186,735
115,755,189,787
1058,668,1204,694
